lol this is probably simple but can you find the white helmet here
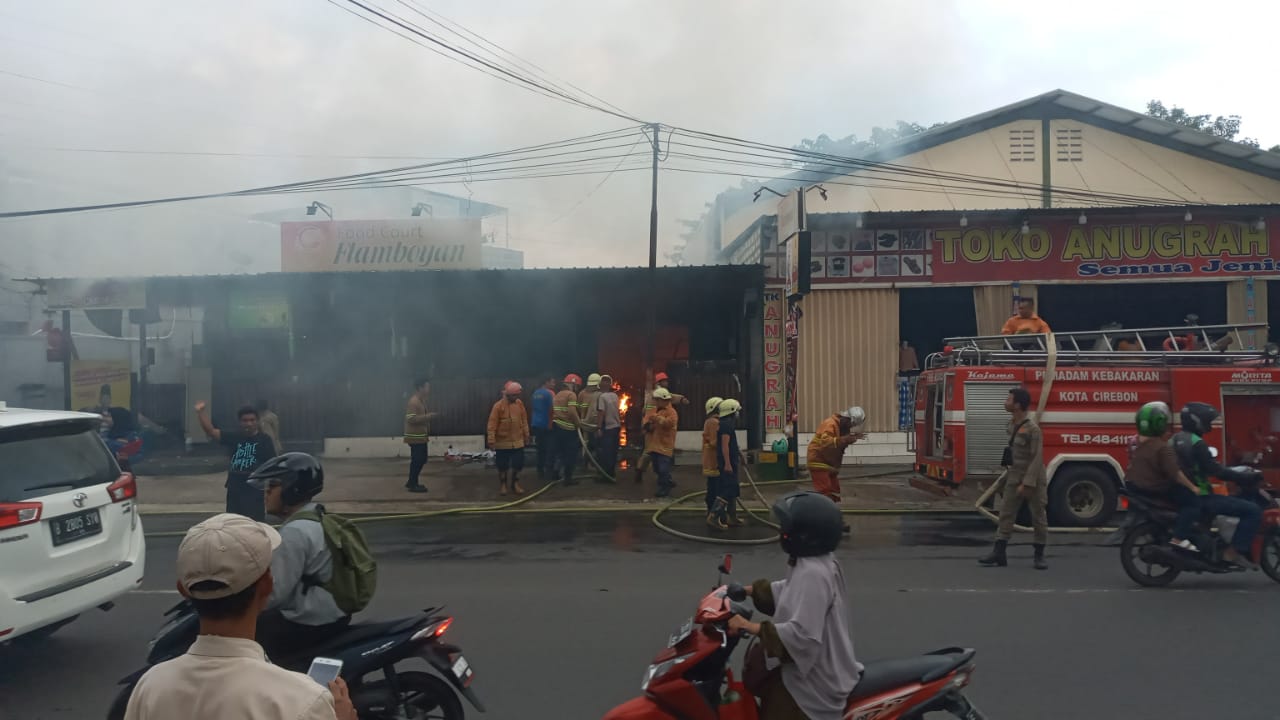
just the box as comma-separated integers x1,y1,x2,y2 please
839,406,866,427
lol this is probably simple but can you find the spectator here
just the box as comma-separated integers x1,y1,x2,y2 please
595,375,621,482
531,375,556,480
1001,297,1051,336
257,399,283,454
403,378,435,494
194,402,276,522
978,386,1048,570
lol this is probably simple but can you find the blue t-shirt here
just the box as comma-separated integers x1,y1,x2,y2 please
717,416,740,474
531,387,554,430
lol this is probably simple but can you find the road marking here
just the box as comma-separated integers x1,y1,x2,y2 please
891,587,1272,594
130,589,180,595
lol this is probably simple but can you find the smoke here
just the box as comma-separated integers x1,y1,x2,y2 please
3,0,1278,278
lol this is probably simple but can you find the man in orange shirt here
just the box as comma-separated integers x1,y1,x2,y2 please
807,406,865,505
487,382,531,496
1001,297,1051,336
645,388,679,497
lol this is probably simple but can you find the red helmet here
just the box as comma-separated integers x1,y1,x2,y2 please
564,374,583,386
503,381,523,395
654,372,669,383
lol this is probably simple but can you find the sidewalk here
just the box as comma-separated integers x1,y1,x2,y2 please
133,455,974,515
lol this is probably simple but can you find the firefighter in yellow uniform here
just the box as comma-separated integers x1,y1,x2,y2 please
578,373,602,470
487,381,531,497
552,374,584,486
634,371,688,483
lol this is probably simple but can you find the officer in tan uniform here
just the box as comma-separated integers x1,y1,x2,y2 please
124,514,356,720
978,386,1049,570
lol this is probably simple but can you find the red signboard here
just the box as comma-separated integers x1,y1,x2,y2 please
931,217,1279,283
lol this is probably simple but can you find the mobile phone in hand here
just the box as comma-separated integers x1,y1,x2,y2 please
306,657,343,686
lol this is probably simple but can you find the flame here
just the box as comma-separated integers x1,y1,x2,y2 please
617,389,632,447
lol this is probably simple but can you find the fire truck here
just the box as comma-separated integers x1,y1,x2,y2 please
913,323,1280,527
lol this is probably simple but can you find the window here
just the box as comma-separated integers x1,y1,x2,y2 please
0,422,118,502
1056,127,1084,162
1009,128,1036,162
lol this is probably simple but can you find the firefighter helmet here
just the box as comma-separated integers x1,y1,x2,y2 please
652,387,673,401
503,381,523,395
839,406,867,426
1135,401,1171,437
718,398,742,418
587,373,602,386
705,397,724,415
654,372,669,383
564,374,583,387
1179,402,1218,436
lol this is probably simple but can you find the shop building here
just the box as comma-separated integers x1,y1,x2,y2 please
703,90,1280,464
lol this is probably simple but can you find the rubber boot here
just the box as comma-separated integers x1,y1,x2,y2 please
499,471,508,496
978,540,1008,567
1033,544,1048,570
512,474,526,495
707,498,729,531
727,502,745,527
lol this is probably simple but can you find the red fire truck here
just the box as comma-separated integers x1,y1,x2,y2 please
913,323,1280,527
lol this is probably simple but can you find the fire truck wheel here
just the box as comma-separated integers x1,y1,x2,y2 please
1048,466,1118,527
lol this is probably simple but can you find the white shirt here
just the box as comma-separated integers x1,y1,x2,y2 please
124,635,337,720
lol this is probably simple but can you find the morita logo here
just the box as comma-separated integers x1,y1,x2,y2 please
1230,370,1275,383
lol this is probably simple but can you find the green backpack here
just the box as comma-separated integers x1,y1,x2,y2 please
290,506,378,615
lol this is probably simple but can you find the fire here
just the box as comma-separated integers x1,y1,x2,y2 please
617,390,632,447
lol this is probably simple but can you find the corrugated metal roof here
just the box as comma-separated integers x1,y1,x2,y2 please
16,264,754,284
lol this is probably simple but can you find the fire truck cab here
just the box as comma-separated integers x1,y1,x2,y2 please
914,323,1280,527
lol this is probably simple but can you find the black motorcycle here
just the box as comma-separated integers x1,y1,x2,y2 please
1116,466,1280,587
107,601,483,720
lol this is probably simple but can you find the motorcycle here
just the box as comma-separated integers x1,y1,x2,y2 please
603,555,987,720
107,600,484,720
1117,462,1280,587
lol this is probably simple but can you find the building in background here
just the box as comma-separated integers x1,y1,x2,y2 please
699,89,1280,464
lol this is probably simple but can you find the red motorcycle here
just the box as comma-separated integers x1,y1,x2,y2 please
603,556,987,720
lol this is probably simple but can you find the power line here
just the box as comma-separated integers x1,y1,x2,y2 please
12,147,460,161
542,133,649,228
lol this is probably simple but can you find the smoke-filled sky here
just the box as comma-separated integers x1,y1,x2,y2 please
2,0,1278,277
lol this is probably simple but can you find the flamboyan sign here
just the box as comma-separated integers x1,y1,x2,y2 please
281,218,483,273
930,217,1278,283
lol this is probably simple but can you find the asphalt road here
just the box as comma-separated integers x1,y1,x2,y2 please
2,512,1278,720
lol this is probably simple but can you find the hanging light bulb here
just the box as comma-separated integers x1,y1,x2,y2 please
959,214,969,228
1255,217,1267,232
1078,212,1088,225
1021,219,1031,235
1184,210,1193,222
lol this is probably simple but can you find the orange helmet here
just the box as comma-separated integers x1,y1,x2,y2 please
503,381,523,395
564,374,583,386
654,372,669,383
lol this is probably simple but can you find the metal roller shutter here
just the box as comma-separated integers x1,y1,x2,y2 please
964,383,1013,475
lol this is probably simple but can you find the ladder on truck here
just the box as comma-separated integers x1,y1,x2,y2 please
927,322,1276,368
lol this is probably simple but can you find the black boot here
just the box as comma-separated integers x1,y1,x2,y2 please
1033,544,1048,570
978,540,1008,567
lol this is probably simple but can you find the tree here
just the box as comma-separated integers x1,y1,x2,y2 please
1145,100,1278,152
792,120,942,169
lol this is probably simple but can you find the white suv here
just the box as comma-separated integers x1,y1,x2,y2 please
0,404,146,644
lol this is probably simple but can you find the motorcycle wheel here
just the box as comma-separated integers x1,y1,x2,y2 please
358,671,465,720
1120,522,1181,587
1260,528,1280,584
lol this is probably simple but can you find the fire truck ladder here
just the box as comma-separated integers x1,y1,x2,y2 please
931,322,1275,368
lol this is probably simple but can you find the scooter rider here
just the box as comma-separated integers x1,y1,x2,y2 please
727,491,861,720
1173,402,1263,568
248,453,352,657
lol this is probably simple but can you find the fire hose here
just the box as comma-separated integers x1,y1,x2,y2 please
971,332,1119,535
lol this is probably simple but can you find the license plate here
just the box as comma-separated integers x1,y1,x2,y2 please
451,655,472,681
668,619,693,648
49,509,103,546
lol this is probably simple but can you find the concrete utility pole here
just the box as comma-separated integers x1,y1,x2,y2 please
645,123,660,378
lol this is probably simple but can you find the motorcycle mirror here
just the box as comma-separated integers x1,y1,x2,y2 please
718,554,732,575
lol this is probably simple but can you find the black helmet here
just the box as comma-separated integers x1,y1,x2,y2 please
248,452,324,506
771,491,843,557
1179,402,1219,437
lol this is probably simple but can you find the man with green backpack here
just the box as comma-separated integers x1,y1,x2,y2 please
248,453,378,658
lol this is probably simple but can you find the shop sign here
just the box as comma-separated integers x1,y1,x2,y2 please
761,228,933,285
71,359,132,412
48,278,146,310
777,190,802,242
932,218,1278,283
762,290,787,435
281,218,483,273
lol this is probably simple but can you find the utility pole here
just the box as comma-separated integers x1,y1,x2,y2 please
645,123,660,381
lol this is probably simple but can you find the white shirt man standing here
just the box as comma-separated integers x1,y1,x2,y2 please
124,514,357,720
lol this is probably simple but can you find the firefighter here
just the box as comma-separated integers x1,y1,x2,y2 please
552,374,584,486
1000,297,1052,335
487,381,531,496
979,386,1049,570
646,387,679,497
578,373,603,469
715,399,744,529
403,378,435,494
806,406,866,505
702,397,724,522
634,371,688,483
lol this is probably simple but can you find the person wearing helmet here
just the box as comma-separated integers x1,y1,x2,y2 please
806,406,867,506
701,396,724,491
577,373,604,470
488,382,531,496
552,374,584,486
727,491,861,719
1125,401,1203,550
711,399,745,529
635,370,689,483
645,387,680,497
1171,402,1263,567
247,453,350,659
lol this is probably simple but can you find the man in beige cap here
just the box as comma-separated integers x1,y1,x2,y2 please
124,514,357,720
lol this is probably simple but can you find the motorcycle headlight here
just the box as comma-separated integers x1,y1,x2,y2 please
641,653,695,692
